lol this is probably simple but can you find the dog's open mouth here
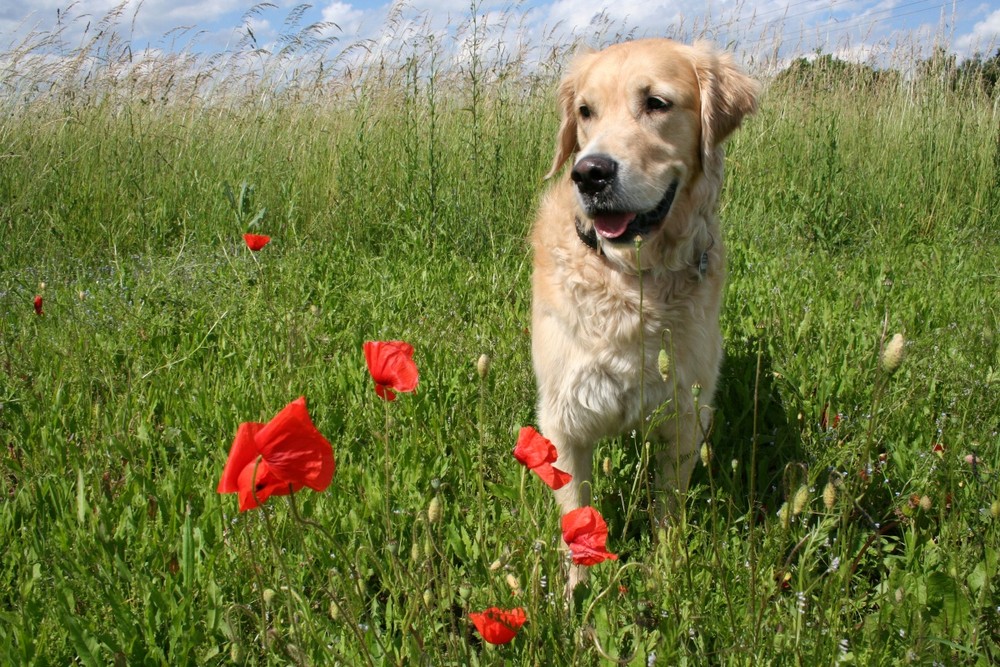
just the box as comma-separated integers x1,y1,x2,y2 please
590,180,679,243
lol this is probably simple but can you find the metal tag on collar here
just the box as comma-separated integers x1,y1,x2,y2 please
698,250,709,276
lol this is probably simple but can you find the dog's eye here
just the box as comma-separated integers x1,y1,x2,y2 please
645,96,673,113
578,104,592,119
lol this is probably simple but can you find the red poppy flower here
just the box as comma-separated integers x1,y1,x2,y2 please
561,506,618,566
469,607,526,645
363,341,418,401
33,295,43,315
244,233,271,251
217,397,335,511
513,426,571,490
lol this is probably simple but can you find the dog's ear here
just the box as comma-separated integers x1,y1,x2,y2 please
691,41,759,161
545,48,594,180
545,71,579,179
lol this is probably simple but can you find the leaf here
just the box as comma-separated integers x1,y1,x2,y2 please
76,468,87,525
926,572,971,629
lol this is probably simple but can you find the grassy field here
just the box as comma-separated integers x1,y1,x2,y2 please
1,9,999,665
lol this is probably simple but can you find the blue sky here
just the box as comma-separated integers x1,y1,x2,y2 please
2,0,998,69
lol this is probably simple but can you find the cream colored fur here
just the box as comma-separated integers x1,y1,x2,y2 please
530,39,758,584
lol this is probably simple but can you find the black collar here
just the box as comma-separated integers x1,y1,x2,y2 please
575,216,602,253
575,216,713,278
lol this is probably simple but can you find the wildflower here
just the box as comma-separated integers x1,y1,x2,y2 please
513,427,572,490
469,607,526,645
217,397,335,511
561,506,618,565
932,442,945,457
243,233,271,251
919,495,932,512
363,340,418,401
881,333,905,375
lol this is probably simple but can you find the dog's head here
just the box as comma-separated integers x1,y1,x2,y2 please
547,39,758,250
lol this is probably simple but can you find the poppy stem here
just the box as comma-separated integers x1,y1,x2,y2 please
285,493,379,667
259,491,313,652
383,400,392,537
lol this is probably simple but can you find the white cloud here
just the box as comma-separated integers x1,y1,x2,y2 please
955,8,1000,57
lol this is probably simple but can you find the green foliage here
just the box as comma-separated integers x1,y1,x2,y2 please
1,12,999,666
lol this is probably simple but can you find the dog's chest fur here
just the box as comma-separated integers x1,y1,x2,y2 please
533,229,720,444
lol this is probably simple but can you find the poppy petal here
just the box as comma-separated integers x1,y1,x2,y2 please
244,233,271,251
469,607,526,645
218,422,264,494
254,397,335,492
236,457,301,511
562,506,618,566
512,426,557,469
364,341,418,399
532,462,572,490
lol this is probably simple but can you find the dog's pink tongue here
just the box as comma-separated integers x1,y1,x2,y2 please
593,212,637,239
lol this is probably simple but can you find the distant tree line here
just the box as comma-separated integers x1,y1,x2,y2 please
773,48,1000,97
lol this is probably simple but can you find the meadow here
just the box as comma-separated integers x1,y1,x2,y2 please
1,5,999,665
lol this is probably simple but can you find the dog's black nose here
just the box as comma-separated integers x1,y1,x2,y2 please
571,155,617,195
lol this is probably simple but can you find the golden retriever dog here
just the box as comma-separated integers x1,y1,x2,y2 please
530,39,758,582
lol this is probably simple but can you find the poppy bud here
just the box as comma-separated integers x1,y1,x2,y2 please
477,354,491,380
329,600,340,620
230,642,245,662
778,502,790,529
423,589,434,606
991,500,1000,519
428,496,442,524
881,333,905,375
489,559,502,572
822,482,837,510
657,349,670,382
691,383,702,399
505,573,522,596
263,588,277,606
459,583,472,601
731,459,739,472
602,457,612,476
792,486,810,516
699,442,712,467
410,541,421,563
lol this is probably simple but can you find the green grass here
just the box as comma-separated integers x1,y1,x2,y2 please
1,13,999,666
